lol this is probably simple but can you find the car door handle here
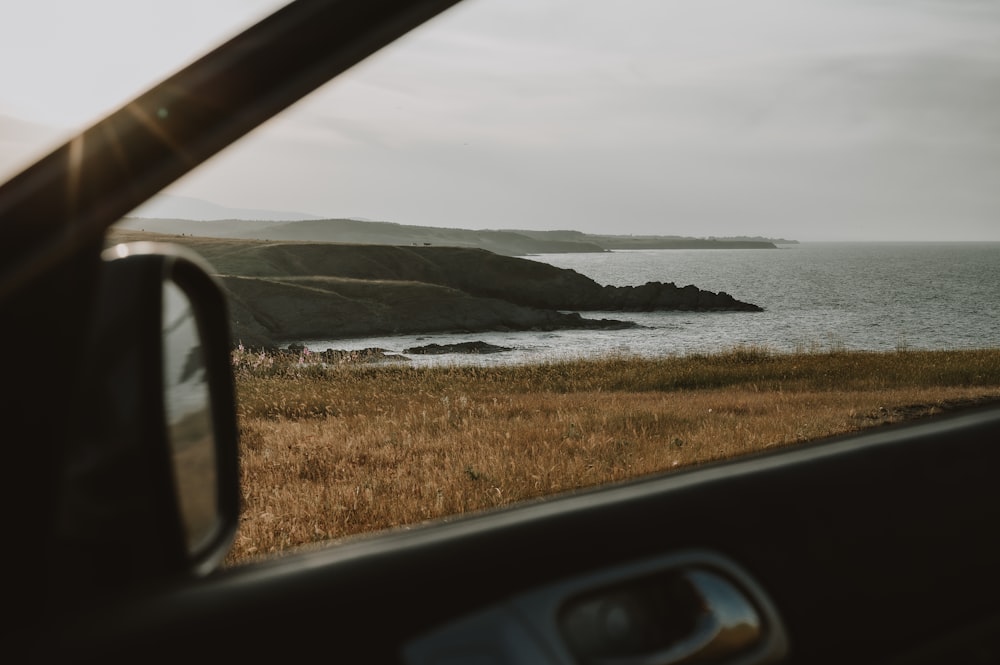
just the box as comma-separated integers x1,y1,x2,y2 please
403,551,787,665
564,569,763,665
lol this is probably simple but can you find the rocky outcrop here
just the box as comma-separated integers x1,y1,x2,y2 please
404,341,514,355
409,247,762,312
592,282,761,312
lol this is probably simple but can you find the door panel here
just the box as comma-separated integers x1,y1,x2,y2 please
59,406,1000,664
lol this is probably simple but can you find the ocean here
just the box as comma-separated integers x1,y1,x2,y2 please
304,242,1000,366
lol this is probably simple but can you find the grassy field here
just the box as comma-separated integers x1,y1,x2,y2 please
225,347,1000,565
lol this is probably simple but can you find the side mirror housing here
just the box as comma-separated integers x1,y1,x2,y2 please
50,242,239,606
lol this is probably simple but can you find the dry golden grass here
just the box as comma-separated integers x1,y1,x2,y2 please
225,348,1000,565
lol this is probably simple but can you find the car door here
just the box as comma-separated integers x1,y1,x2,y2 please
6,1,999,663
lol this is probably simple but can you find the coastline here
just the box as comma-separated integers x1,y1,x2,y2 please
109,229,761,348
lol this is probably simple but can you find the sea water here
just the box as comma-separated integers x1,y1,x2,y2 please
304,242,1000,366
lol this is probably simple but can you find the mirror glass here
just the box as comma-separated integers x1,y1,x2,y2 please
162,280,220,554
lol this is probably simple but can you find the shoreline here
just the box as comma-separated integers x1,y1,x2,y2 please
233,342,1000,368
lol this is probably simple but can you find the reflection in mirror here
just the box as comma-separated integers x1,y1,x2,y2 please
162,280,219,555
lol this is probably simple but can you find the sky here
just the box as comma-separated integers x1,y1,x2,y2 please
2,0,998,241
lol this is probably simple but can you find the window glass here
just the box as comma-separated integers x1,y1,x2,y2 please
107,0,1000,563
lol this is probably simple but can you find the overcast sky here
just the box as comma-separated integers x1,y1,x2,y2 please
2,0,998,241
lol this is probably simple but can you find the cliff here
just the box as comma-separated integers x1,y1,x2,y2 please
107,230,760,347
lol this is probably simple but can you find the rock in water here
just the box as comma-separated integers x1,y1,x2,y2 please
404,341,514,355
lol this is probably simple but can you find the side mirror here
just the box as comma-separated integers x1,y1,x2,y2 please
51,242,239,605
155,245,240,568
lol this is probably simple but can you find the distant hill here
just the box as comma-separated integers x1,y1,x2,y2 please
123,194,795,252
119,215,790,256
516,230,780,250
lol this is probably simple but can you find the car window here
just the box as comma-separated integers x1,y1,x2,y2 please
0,0,289,181
106,0,1000,563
